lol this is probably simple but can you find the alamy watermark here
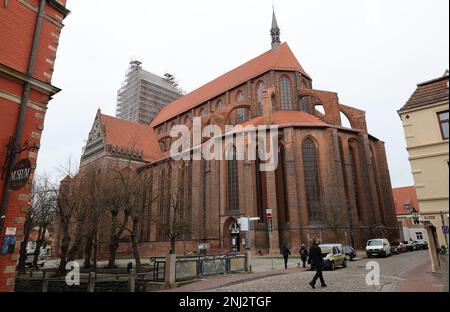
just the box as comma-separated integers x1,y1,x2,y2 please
365,261,380,286
65,261,80,286
169,117,279,171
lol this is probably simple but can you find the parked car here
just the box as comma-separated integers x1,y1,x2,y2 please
343,245,357,261
366,239,391,258
25,250,46,268
413,240,429,250
390,241,408,254
319,244,347,270
402,241,415,251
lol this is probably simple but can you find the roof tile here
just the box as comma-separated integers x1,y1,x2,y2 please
150,43,309,126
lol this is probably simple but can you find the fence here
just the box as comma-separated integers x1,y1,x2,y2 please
151,252,248,282
15,252,248,292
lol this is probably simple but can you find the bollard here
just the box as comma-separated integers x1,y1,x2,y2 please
128,269,135,292
88,272,95,293
42,272,48,292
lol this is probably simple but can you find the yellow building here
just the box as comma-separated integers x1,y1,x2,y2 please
399,72,449,271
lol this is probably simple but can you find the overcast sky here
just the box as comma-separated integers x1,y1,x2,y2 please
36,0,449,187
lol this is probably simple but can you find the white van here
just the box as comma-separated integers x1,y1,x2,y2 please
366,239,391,258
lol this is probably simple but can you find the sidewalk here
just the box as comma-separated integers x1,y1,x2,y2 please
396,259,445,292
160,266,308,292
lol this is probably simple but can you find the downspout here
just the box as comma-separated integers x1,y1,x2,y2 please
0,0,47,235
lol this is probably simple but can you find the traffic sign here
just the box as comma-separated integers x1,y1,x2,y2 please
443,225,449,235
267,220,273,232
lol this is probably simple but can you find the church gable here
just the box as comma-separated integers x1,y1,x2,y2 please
81,110,107,164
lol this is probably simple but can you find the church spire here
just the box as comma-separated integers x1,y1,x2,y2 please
271,7,281,50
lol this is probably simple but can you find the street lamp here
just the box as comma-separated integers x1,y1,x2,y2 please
411,208,421,227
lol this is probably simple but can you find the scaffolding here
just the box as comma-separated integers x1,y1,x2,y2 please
115,60,183,124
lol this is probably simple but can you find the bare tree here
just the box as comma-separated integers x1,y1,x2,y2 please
104,162,131,269
30,175,57,269
55,160,85,274
80,164,108,271
17,182,37,274
157,161,192,254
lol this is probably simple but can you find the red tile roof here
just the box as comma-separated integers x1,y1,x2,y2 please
99,114,162,161
237,111,326,129
400,74,449,111
150,43,310,127
392,186,420,215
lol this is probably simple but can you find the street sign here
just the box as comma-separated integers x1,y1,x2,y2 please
266,209,272,214
5,227,16,236
249,217,260,221
9,159,32,191
443,225,449,235
239,217,249,232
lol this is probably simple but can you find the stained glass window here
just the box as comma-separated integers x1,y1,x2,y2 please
227,146,239,213
349,146,362,223
280,76,293,110
257,82,266,116
302,139,321,222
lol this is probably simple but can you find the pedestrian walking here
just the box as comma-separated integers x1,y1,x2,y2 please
299,244,309,268
282,244,291,269
308,239,327,289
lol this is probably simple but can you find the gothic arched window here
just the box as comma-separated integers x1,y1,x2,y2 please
184,115,191,126
216,100,224,110
349,143,363,223
255,146,267,223
276,145,289,224
236,91,247,124
227,146,239,213
280,76,293,110
158,166,171,241
339,137,352,225
371,148,384,224
256,81,266,116
302,139,322,222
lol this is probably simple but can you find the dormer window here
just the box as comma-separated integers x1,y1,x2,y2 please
438,111,449,140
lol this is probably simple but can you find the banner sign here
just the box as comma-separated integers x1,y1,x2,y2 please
9,159,32,191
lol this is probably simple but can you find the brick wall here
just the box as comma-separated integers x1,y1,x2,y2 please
0,0,69,292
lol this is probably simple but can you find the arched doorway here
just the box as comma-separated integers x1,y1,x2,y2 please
223,217,240,252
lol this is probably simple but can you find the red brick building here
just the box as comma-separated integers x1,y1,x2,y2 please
0,0,69,291
393,186,428,242
63,13,398,261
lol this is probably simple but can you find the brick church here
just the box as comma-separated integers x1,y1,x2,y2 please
72,11,398,258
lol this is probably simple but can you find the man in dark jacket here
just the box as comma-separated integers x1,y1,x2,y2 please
299,244,309,268
282,245,291,269
308,239,327,289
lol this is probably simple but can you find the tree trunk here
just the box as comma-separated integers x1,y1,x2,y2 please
17,217,32,274
84,236,93,269
93,233,98,273
107,213,129,268
33,225,47,269
131,234,142,273
170,237,176,254
131,220,142,273
107,236,119,268
58,223,70,273
67,236,82,263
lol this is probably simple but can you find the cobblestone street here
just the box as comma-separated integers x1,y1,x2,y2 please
163,250,445,292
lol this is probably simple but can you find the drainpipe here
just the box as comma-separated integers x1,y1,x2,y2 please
0,0,47,236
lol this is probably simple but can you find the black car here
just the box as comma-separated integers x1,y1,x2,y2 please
343,245,356,261
402,241,415,251
413,240,429,250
